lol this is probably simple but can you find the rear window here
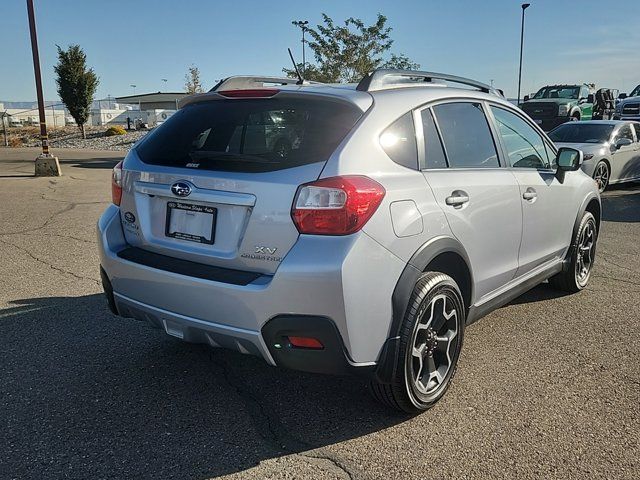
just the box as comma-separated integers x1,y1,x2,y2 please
136,97,363,172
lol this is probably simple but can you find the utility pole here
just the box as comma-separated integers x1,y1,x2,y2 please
517,3,531,107
27,0,61,175
293,20,309,76
1,111,8,147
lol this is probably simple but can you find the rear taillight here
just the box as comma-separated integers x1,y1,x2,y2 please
111,161,123,206
291,176,385,235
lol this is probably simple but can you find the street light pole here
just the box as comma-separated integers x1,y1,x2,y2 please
517,3,531,106
293,20,309,76
26,0,61,176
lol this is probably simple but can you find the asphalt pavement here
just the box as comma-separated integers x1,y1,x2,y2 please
0,148,638,480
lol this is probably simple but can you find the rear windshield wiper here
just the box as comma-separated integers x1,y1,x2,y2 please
188,151,279,164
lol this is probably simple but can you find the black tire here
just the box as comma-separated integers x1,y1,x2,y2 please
571,113,580,121
369,272,465,413
592,161,610,193
549,211,597,292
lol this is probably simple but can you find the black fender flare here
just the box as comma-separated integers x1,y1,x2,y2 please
374,236,473,384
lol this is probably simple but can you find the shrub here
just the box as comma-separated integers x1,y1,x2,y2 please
105,125,126,136
8,136,23,147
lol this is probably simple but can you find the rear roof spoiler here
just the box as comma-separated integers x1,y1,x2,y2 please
210,76,323,92
356,69,503,96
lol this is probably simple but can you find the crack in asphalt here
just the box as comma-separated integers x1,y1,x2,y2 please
593,273,640,287
0,237,100,286
209,352,360,479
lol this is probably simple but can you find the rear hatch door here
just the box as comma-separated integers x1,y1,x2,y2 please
118,92,365,275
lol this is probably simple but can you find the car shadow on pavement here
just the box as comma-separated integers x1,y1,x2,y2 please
601,182,640,223
0,294,407,479
507,282,571,306
58,158,123,169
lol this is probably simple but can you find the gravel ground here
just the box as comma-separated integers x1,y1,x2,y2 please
0,148,638,480
9,126,148,151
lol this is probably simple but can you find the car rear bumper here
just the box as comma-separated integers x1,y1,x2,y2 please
97,204,405,369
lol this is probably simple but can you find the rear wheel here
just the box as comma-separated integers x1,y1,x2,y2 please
369,272,465,413
593,161,610,193
549,211,597,292
571,113,580,121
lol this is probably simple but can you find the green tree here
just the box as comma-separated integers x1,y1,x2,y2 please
54,45,99,139
184,65,204,94
284,14,419,83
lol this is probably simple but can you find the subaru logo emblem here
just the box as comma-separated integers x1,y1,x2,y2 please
171,181,192,197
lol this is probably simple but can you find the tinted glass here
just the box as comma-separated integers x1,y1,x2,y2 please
136,97,362,172
633,123,640,141
630,85,640,97
548,123,614,144
432,103,499,168
491,107,550,169
533,86,579,99
615,125,634,142
380,112,418,169
420,109,447,169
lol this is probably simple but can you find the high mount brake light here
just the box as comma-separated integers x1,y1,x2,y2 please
217,89,279,98
111,161,123,206
291,176,385,235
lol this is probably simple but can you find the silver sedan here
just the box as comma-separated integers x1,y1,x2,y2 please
549,120,640,192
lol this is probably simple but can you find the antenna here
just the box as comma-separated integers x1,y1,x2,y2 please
287,48,304,85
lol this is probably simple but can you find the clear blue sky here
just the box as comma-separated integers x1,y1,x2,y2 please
1,0,638,101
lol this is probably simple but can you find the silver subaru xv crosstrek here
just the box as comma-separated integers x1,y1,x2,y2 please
98,70,600,413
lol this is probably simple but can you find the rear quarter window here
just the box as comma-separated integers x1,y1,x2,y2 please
136,96,363,173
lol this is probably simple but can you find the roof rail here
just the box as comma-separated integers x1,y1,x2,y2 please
210,76,323,92
356,69,500,96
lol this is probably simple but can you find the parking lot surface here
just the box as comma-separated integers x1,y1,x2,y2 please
0,148,638,480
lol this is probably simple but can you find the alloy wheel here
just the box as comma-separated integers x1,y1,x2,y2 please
576,220,596,284
409,294,459,395
593,163,609,193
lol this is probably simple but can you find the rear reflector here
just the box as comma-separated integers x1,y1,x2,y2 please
287,336,324,350
217,89,279,98
111,160,123,206
291,176,385,235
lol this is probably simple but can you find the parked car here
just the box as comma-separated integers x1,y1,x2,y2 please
99,70,601,413
614,84,640,121
521,84,593,131
549,120,640,192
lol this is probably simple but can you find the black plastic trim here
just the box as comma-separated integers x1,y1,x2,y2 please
374,236,473,384
261,315,375,377
100,266,119,315
116,247,262,286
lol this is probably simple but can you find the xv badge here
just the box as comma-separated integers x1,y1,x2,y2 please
255,246,277,255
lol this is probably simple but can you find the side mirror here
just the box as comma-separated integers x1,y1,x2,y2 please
587,94,594,103
619,93,628,99
614,137,633,150
523,94,530,102
555,147,583,183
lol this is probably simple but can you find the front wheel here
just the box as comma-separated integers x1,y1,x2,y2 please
593,161,610,193
549,211,597,292
369,272,465,413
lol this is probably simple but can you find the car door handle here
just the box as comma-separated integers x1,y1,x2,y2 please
445,191,469,207
522,188,537,201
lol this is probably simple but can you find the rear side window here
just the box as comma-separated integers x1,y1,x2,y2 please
136,97,363,173
379,112,418,169
432,103,499,168
420,109,447,169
